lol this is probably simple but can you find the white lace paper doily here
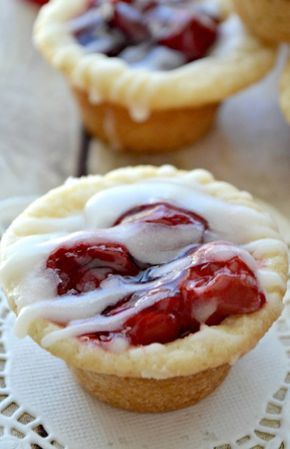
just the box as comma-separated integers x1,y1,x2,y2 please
0,197,289,449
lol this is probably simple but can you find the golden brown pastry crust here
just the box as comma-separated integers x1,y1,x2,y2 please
73,88,219,152
72,364,231,412
1,166,288,382
234,0,290,43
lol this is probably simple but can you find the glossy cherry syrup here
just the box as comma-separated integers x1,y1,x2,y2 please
114,202,208,228
74,0,219,66
149,4,218,61
26,0,48,5
47,202,265,347
47,242,139,295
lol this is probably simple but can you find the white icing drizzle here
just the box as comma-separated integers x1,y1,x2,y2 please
66,3,113,34
103,108,121,149
120,46,187,73
84,179,277,244
13,242,259,347
193,298,218,323
258,270,286,292
89,88,102,104
128,104,150,122
1,223,202,289
0,175,284,349
211,16,246,58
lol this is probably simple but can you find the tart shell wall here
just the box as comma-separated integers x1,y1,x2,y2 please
71,364,231,412
73,89,220,152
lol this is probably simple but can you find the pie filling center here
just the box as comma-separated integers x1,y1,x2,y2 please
69,0,220,70
46,202,265,348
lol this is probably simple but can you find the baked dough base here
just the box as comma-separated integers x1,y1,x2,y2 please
72,364,230,412
234,0,290,43
73,88,219,152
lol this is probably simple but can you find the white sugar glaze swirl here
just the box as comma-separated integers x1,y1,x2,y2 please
0,176,286,351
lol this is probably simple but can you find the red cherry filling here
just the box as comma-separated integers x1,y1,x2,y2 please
110,2,150,42
127,306,182,346
46,241,139,295
81,254,265,346
181,256,266,321
125,293,199,345
25,0,48,5
73,0,219,68
46,203,265,348
115,202,208,230
149,5,218,62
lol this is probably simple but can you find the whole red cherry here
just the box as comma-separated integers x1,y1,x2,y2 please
110,1,150,42
181,256,266,322
115,202,208,229
125,291,199,345
25,0,48,6
149,5,218,62
46,241,139,295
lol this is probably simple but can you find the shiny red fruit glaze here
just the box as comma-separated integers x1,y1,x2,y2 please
125,293,198,345
78,255,264,347
46,242,139,295
128,310,180,346
115,202,208,230
110,2,150,42
47,203,265,347
26,0,48,5
182,257,266,321
154,7,218,62
82,293,199,346
121,257,263,345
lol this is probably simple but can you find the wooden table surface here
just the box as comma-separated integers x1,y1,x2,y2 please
1,0,290,220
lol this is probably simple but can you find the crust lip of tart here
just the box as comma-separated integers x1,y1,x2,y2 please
33,0,277,111
0,165,288,380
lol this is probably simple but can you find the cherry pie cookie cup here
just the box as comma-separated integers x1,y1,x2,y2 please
0,166,288,412
234,0,290,44
34,0,276,153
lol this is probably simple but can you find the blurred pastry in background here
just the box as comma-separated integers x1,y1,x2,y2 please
34,0,276,153
233,0,290,43
280,58,290,124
